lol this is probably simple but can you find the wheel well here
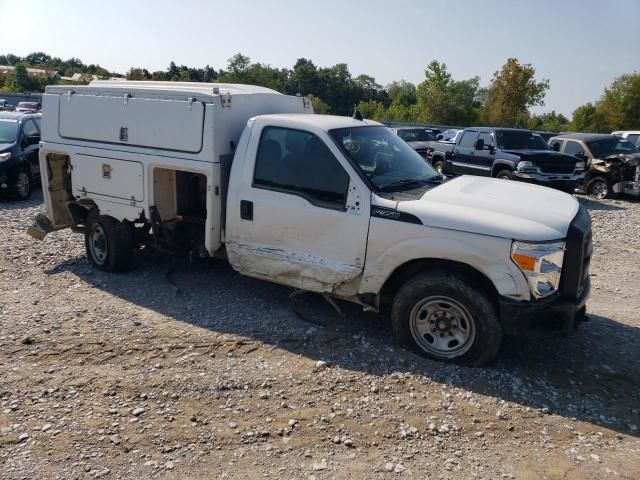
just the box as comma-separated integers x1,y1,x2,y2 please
379,258,500,311
492,165,513,177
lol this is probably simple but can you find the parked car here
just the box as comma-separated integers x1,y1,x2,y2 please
29,81,591,366
390,127,438,159
439,128,464,142
549,133,640,199
15,101,42,113
0,99,10,111
429,127,585,192
611,130,640,148
0,112,42,200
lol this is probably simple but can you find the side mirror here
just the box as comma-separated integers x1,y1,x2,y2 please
474,138,485,150
551,143,560,151
437,134,443,140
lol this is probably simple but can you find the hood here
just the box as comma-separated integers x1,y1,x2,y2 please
0,143,14,151
598,153,640,165
394,175,579,241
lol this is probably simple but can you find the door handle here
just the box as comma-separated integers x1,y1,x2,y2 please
240,200,253,220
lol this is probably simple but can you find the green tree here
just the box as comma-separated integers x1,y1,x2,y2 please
14,63,33,92
481,58,549,127
355,99,386,120
416,60,452,123
386,80,416,106
307,94,330,114
528,111,570,132
596,72,640,131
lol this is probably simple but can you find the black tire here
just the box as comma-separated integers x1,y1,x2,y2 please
391,270,503,366
495,169,513,180
84,214,134,272
432,159,445,174
11,167,32,200
586,176,611,199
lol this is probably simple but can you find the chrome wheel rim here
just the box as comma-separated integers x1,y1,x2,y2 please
89,224,108,265
16,172,30,197
409,296,476,359
591,181,607,199
434,163,443,174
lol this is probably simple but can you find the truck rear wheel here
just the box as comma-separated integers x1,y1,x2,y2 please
85,214,134,272
391,270,503,366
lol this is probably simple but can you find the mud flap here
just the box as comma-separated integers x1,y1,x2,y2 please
26,213,57,241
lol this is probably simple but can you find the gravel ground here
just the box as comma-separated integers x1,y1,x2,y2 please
1,190,639,480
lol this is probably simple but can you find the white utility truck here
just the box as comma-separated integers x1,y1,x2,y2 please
29,81,592,366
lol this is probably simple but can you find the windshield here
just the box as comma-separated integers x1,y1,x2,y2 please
330,126,441,190
397,129,436,142
18,102,38,108
0,120,18,143
587,138,638,157
495,130,549,150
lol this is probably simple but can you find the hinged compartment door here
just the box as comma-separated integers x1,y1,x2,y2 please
59,94,205,153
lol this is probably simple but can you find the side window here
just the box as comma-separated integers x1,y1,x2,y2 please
549,140,563,152
477,132,493,149
253,127,350,209
457,131,478,148
564,141,585,156
33,117,42,132
21,119,39,146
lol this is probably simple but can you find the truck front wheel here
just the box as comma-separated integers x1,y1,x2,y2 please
432,159,445,174
391,271,503,366
85,215,134,272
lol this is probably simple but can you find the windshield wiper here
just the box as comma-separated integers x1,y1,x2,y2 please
379,176,442,191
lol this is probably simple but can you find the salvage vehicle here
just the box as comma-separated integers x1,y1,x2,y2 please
390,127,438,159
0,112,42,199
28,81,592,366
549,133,640,199
15,101,42,113
429,127,586,192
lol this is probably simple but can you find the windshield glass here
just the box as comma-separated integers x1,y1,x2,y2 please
495,130,548,150
587,138,638,157
330,126,440,190
18,102,38,108
0,120,18,143
397,129,436,142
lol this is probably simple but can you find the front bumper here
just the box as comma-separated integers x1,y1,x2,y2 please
513,170,586,189
621,180,640,196
499,277,590,337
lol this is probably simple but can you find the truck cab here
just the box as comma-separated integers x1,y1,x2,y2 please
29,81,592,366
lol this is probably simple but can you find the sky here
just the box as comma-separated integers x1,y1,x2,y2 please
1,0,639,117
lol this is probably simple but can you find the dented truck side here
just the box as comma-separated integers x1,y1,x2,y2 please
30,81,592,366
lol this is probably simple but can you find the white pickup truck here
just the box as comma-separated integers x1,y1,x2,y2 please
29,81,592,366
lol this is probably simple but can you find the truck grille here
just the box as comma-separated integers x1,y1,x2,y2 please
536,157,576,174
559,206,592,300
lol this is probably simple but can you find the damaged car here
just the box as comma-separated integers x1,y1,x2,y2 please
549,133,640,199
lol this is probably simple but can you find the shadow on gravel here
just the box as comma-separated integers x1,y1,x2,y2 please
46,252,640,439
0,187,43,210
576,195,637,210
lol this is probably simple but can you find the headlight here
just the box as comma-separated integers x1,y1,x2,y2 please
511,241,565,299
517,161,537,172
0,152,11,162
574,161,585,170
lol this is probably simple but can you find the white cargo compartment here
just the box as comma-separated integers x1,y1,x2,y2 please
72,154,144,201
59,93,205,153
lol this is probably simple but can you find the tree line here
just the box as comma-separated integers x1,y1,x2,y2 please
1,51,639,132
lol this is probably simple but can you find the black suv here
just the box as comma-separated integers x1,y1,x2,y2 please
0,112,42,200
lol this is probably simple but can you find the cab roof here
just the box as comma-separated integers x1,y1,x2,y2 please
254,114,382,131
46,80,282,98
551,133,616,142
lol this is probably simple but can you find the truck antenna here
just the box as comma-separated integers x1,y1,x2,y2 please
352,109,363,121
